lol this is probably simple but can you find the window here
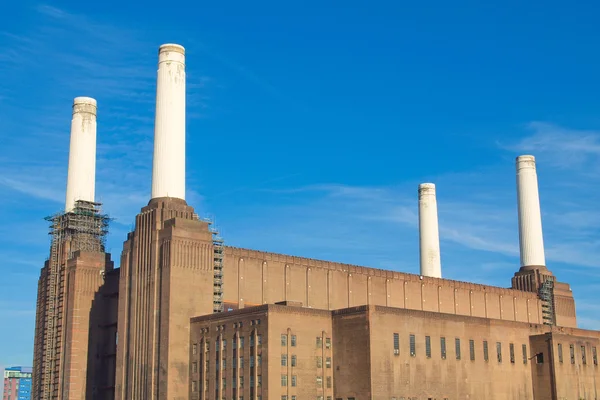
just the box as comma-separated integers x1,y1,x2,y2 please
240,337,245,349
250,357,255,368
393,333,400,355
536,353,544,364
558,343,563,363
292,375,297,387
223,359,226,370
192,380,198,392
483,340,489,362
316,337,323,348
250,336,255,347
223,340,227,350
240,357,244,369
192,344,198,355
282,396,288,400
326,338,331,349
425,336,431,358
570,344,575,364
281,335,288,346
317,356,323,368
593,347,597,365
292,397,297,400
497,342,502,363
327,397,332,400
250,376,254,387
281,355,288,366
192,362,198,373
281,375,287,386
222,378,226,389
522,344,528,364
410,334,416,357
205,360,209,372
326,357,331,368
469,339,475,361
291,335,297,347
316,376,323,387
455,338,461,360
441,337,447,359
233,357,237,368
258,375,262,387
327,376,332,388
582,346,587,365
258,355,262,366
258,335,262,345
240,377,244,388
510,343,515,364
205,341,210,352
205,379,209,391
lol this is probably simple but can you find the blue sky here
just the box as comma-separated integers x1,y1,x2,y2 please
2,0,600,372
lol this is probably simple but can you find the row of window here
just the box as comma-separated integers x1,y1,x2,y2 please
198,320,262,335
192,375,263,391
281,375,332,388
281,334,332,349
557,343,598,366
192,335,263,355
192,354,263,372
280,354,332,368
393,333,527,364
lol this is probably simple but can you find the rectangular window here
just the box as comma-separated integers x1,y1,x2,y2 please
250,336,255,347
250,376,254,387
281,375,287,387
316,337,322,348
483,341,489,362
510,343,515,363
292,397,297,400
240,337,245,348
192,380,198,392
223,359,227,370
497,342,502,363
223,340,227,350
281,335,288,346
250,356,255,368
410,334,416,357
558,343,563,363
258,355,262,366
205,379,209,391
316,376,323,387
281,355,287,366
317,356,323,368
455,338,461,360
441,337,447,359
291,335,297,347
233,357,237,368
258,335,262,345
192,344,197,355
327,376,332,388
326,357,331,368
240,357,244,369
523,344,528,364
593,346,597,365
282,396,288,400
570,344,575,364
292,375,297,387
258,375,262,387
469,339,475,361
192,362,198,373
326,338,331,348
205,341,210,352
222,378,226,389
240,377,244,388
393,333,400,355
582,346,587,365
205,360,209,372
425,336,431,358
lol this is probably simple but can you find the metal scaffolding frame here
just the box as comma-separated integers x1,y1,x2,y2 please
201,216,224,313
539,276,555,326
40,200,110,399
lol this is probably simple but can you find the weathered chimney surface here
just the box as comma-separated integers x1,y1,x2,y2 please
151,43,186,200
65,96,97,212
418,183,442,278
516,155,546,268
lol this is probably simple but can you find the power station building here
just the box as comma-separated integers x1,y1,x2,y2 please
32,43,600,400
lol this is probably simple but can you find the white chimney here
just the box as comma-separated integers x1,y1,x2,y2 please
418,183,442,278
151,43,186,200
65,97,97,212
516,155,546,267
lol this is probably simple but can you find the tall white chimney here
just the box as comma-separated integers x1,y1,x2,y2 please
65,97,97,212
418,183,442,278
151,43,186,200
516,155,546,267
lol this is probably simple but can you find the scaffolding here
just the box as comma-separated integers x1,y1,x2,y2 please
41,200,110,399
539,277,555,326
201,216,224,313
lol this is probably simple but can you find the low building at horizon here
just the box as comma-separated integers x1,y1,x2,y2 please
3,366,32,400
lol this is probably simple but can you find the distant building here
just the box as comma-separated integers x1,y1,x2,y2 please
3,366,32,400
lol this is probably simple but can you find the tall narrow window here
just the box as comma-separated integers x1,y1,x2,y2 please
593,347,598,365
316,376,323,387
316,337,323,348
281,375,287,387
222,378,226,389
240,377,244,388
522,344,528,364
250,376,254,387
316,356,323,368
425,336,431,358
455,338,461,360
326,338,331,349
250,336,255,347
291,355,296,367
240,357,244,369
258,334,262,345
291,335,297,347
510,343,515,363
327,376,332,388
240,337,245,349
291,375,297,387
258,375,262,387
250,356,255,368
326,357,331,368
570,344,575,364
193,344,198,355
558,343,563,363
393,333,400,355
483,341,489,362
410,334,416,357
192,362,198,373
497,342,502,363
281,355,287,367
441,337,447,359
258,355,262,366
582,346,587,365
281,335,288,347
469,340,475,361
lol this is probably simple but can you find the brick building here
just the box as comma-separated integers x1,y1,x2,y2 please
3,366,32,400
